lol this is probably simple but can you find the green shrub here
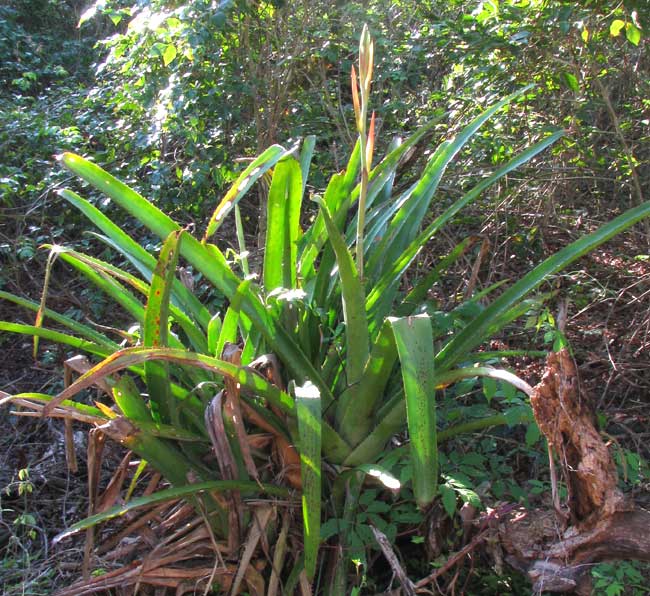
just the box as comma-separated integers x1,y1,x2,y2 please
3,27,650,591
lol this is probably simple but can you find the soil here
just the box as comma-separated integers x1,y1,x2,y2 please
0,328,89,594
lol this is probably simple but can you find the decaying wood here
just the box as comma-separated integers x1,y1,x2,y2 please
531,349,627,523
498,348,650,593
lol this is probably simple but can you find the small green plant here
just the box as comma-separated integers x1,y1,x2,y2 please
614,448,650,489
3,468,37,542
10,469,38,541
15,468,33,496
525,305,563,347
591,561,650,596
3,25,650,592
0,467,52,595
12,512,37,541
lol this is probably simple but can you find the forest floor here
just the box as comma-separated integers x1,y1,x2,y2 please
2,204,650,594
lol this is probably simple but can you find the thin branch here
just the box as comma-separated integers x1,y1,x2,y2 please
413,529,490,590
592,76,648,240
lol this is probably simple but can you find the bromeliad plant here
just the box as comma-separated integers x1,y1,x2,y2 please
3,25,650,592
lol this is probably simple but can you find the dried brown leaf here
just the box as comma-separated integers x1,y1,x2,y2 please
229,506,274,596
97,451,132,513
222,344,259,482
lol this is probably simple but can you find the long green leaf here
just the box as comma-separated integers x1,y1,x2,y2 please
143,230,182,423
390,315,438,508
344,118,442,250
371,87,532,275
215,279,257,363
47,244,206,352
366,131,564,326
436,199,650,372
0,290,119,350
299,136,316,198
264,157,303,289
0,322,111,358
60,189,210,330
90,229,211,337
57,153,240,297
216,304,240,359
319,201,369,388
112,373,152,422
207,313,222,356
396,237,478,316
369,136,402,210
306,174,347,309
295,381,322,581
58,153,332,402
357,136,403,253
299,142,361,281
2,392,108,419
203,144,290,241
434,366,533,396
234,204,250,278
336,319,397,446
53,247,146,322
361,181,420,275
44,346,295,416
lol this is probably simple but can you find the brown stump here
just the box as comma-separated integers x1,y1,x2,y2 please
498,349,650,593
